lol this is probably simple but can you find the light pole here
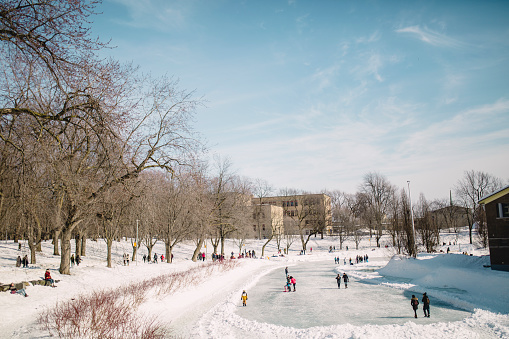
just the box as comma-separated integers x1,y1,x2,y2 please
136,219,139,266
407,181,416,258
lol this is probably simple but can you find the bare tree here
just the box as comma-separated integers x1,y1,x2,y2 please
454,170,503,244
96,184,134,268
252,178,273,240
261,207,284,257
209,156,251,256
399,189,416,256
415,193,440,253
360,172,395,247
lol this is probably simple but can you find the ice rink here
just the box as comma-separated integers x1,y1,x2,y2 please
236,259,471,328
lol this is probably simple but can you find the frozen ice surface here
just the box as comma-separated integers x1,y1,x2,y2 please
235,259,471,327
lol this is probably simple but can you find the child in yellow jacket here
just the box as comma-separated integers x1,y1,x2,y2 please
241,290,248,306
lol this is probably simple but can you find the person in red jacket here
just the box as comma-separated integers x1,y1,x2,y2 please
45,269,56,287
290,276,296,292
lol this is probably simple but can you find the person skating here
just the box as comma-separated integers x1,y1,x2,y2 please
422,292,430,317
342,273,349,288
290,276,296,292
335,274,341,288
241,290,248,306
285,276,291,292
411,295,419,318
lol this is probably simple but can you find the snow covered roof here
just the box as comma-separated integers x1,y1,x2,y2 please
478,185,509,205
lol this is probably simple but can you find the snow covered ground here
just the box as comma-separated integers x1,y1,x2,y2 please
0,229,508,338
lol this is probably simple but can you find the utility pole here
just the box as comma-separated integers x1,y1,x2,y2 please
407,181,417,258
136,219,139,266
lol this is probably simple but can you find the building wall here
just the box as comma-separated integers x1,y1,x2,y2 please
254,194,332,235
251,204,284,239
485,194,509,271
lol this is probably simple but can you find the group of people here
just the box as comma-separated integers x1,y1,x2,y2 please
140,253,172,263
333,257,346,265
335,273,349,288
197,252,206,261
284,267,297,292
411,292,431,318
15,255,29,268
70,254,81,267
123,253,130,265
9,268,56,298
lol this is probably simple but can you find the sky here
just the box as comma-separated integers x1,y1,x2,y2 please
91,0,509,200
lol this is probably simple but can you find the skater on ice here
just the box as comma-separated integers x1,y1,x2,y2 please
342,273,349,288
241,290,248,306
335,274,341,288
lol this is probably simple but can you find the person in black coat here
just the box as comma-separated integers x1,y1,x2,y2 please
422,292,430,317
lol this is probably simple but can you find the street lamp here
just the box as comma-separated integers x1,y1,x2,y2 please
407,181,416,258
136,219,139,266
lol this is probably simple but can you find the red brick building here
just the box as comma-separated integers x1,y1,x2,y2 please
479,185,509,271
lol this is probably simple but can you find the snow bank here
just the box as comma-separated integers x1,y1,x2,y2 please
378,254,509,314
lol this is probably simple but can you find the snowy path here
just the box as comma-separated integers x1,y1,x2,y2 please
236,259,471,327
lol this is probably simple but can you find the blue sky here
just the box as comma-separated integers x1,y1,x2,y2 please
92,0,509,200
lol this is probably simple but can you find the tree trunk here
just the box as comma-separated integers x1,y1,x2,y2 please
145,243,154,262
81,234,86,256
191,238,204,262
220,234,225,257
106,238,113,268
300,233,306,252
53,229,60,255
165,242,172,263
59,229,72,274
261,236,273,257
75,234,82,257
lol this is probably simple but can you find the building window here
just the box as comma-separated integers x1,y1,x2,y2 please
262,224,265,231
295,201,298,207
253,225,256,231
497,203,509,218
290,201,294,206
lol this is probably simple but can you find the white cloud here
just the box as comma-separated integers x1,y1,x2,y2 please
395,25,465,48
356,30,381,44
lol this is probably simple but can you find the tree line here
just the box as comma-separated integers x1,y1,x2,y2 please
327,170,505,257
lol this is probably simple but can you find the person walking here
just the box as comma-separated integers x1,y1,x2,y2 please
411,295,419,318
335,274,341,288
71,254,75,267
342,273,349,288
241,290,248,306
422,292,430,317
285,267,288,277
290,276,296,292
